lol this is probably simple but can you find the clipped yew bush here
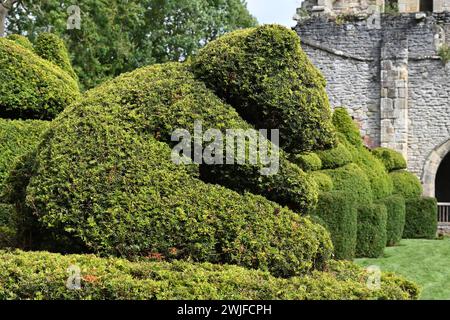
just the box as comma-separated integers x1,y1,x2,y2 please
0,204,16,248
316,143,353,169
34,33,77,80
390,170,423,199
0,250,419,300
403,197,437,239
190,24,336,153
314,191,357,260
310,171,334,193
379,195,406,246
323,163,373,207
372,147,407,172
290,153,322,172
0,38,80,120
0,119,50,192
356,204,388,258
332,108,363,147
6,34,33,51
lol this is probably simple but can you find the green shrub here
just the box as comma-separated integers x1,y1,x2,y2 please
403,197,437,239
0,204,15,248
332,108,363,147
0,38,80,120
5,101,332,277
34,33,78,80
316,143,353,169
0,119,50,193
372,147,407,172
356,204,387,258
6,34,33,51
379,195,406,246
323,163,373,207
310,171,333,193
190,24,336,153
290,153,322,172
0,250,419,300
390,170,423,199
313,191,357,260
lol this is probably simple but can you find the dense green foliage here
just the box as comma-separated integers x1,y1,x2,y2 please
0,250,419,300
290,153,322,172
0,204,15,248
356,204,388,258
372,147,407,172
7,0,257,89
313,191,357,260
403,198,437,239
34,33,77,80
323,163,373,207
379,195,406,246
316,143,353,169
332,108,363,147
390,170,423,199
310,171,334,193
0,119,49,191
6,34,33,51
191,25,336,153
0,38,80,119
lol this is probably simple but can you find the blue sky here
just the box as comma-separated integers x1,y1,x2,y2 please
246,0,303,27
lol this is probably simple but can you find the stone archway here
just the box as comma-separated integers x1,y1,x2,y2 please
422,139,450,197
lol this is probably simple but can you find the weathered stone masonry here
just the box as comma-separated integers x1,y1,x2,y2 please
295,12,450,197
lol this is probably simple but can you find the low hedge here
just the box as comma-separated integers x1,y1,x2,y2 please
290,153,322,172
0,250,419,300
34,33,78,81
316,143,353,169
403,197,437,239
379,195,406,246
323,163,373,207
0,38,80,120
0,119,49,193
372,147,407,172
356,204,387,258
390,170,423,199
313,191,357,260
190,24,336,153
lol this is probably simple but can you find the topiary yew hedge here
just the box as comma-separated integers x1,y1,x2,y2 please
190,24,336,154
390,170,423,199
372,147,407,172
0,38,80,120
356,204,388,258
379,195,406,246
403,197,437,239
0,250,419,300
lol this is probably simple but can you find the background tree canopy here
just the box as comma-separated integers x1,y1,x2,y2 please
5,0,257,89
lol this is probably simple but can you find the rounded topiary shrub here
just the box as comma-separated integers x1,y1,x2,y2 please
0,250,419,300
310,171,334,193
313,191,357,260
356,204,388,258
403,197,437,239
34,33,77,80
190,24,336,153
0,119,50,193
316,143,353,169
372,147,407,172
379,195,406,246
5,63,332,277
390,170,423,199
0,38,80,120
323,163,373,207
6,34,33,51
332,108,363,147
291,153,322,172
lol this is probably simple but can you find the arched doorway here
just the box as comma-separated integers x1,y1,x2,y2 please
422,139,450,197
436,152,450,202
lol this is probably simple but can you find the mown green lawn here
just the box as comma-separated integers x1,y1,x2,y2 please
355,239,450,300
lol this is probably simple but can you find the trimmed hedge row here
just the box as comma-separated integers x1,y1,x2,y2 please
190,24,336,153
403,197,437,239
356,204,388,258
379,195,406,246
4,102,332,277
0,38,80,120
0,250,420,300
316,143,353,169
0,204,15,248
34,33,78,80
313,191,357,260
390,170,423,199
372,147,407,172
310,171,333,193
0,119,50,193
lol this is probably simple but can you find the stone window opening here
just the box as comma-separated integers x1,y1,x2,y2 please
420,0,434,12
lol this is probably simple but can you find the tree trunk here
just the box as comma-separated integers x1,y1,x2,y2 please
0,5,7,38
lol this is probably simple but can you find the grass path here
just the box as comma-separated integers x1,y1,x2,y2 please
355,239,450,300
